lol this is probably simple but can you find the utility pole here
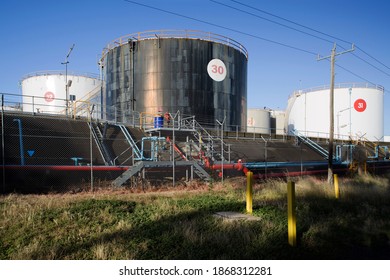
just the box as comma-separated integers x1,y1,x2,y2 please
171,111,180,188
216,115,226,185
61,44,75,117
318,43,354,184
128,39,136,112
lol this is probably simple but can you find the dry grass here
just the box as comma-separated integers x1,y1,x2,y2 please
1,174,389,259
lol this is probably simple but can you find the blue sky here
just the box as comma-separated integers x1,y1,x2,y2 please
1,0,389,134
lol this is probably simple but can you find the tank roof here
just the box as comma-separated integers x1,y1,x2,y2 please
101,29,248,60
21,70,100,81
290,82,384,99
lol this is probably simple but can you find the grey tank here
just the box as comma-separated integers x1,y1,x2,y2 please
101,31,248,129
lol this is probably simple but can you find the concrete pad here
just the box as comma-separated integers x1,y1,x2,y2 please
213,211,261,221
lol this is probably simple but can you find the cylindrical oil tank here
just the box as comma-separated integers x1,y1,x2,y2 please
21,71,101,114
100,30,248,129
286,83,384,141
270,110,286,135
247,108,271,134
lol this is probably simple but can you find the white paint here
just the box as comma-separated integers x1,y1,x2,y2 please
247,108,271,134
207,59,227,82
287,85,384,141
21,72,101,114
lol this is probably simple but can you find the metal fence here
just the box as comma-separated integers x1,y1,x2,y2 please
0,92,299,193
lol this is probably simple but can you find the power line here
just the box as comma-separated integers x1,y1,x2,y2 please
211,0,335,45
335,62,390,94
123,0,318,56
356,46,390,71
215,0,390,78
228,0,390,77
319,57,389,93
124,0,389,87
229,0,353,45
351,52,390,78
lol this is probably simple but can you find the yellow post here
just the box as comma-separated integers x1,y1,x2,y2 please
246,171,253,214
334,174,340,199
287,181,297,247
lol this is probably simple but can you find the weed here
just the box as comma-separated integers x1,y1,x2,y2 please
1,175,390,259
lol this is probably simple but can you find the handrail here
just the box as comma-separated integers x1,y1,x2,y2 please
88,122,111,166
291,129,332,160
100,29,248,61
71,85,101,117
21,70,101,81
118,124,143,160
290,82,384,99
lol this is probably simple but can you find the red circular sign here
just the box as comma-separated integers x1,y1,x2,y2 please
354,98,367,112
44,91,55,102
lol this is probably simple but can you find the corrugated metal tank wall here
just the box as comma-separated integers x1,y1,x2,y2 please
102,31,247,129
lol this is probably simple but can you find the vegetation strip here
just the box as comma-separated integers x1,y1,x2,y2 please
1,175,389,259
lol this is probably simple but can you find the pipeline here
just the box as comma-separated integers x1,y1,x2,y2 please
167,136,211,168
211,162,249,175
210,161,351,179
166,136,188,161
3,165,129,171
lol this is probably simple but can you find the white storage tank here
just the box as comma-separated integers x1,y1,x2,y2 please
270,110,286,135
21,71,101,115
247,108,271,134
286,83,384,141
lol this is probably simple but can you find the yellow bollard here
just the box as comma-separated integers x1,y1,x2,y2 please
246,171,253,214
287,181,296,247
334,174,340,199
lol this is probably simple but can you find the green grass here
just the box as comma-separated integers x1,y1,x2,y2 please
1,175,390,259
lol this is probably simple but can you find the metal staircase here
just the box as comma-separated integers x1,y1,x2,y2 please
291,129,335,160
190,120,228,162
111,117,225,186
88,122,115,165
118,124,143,160
112,161,145,187
356,136,389,160
112,160,210,187
192,161,211,181
71,85,101,118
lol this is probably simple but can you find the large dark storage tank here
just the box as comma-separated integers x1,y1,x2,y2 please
101,30,248,129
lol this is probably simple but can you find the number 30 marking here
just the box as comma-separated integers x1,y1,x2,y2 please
212,65,224,74
207,59,227,82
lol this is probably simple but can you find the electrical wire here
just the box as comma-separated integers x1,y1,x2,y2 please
228,0,390,77
123,0,318,56
211,0,335,45
335,62,390,94
351,53,390,78
356,46,390,71
124,0,390,88
229,0,353,46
